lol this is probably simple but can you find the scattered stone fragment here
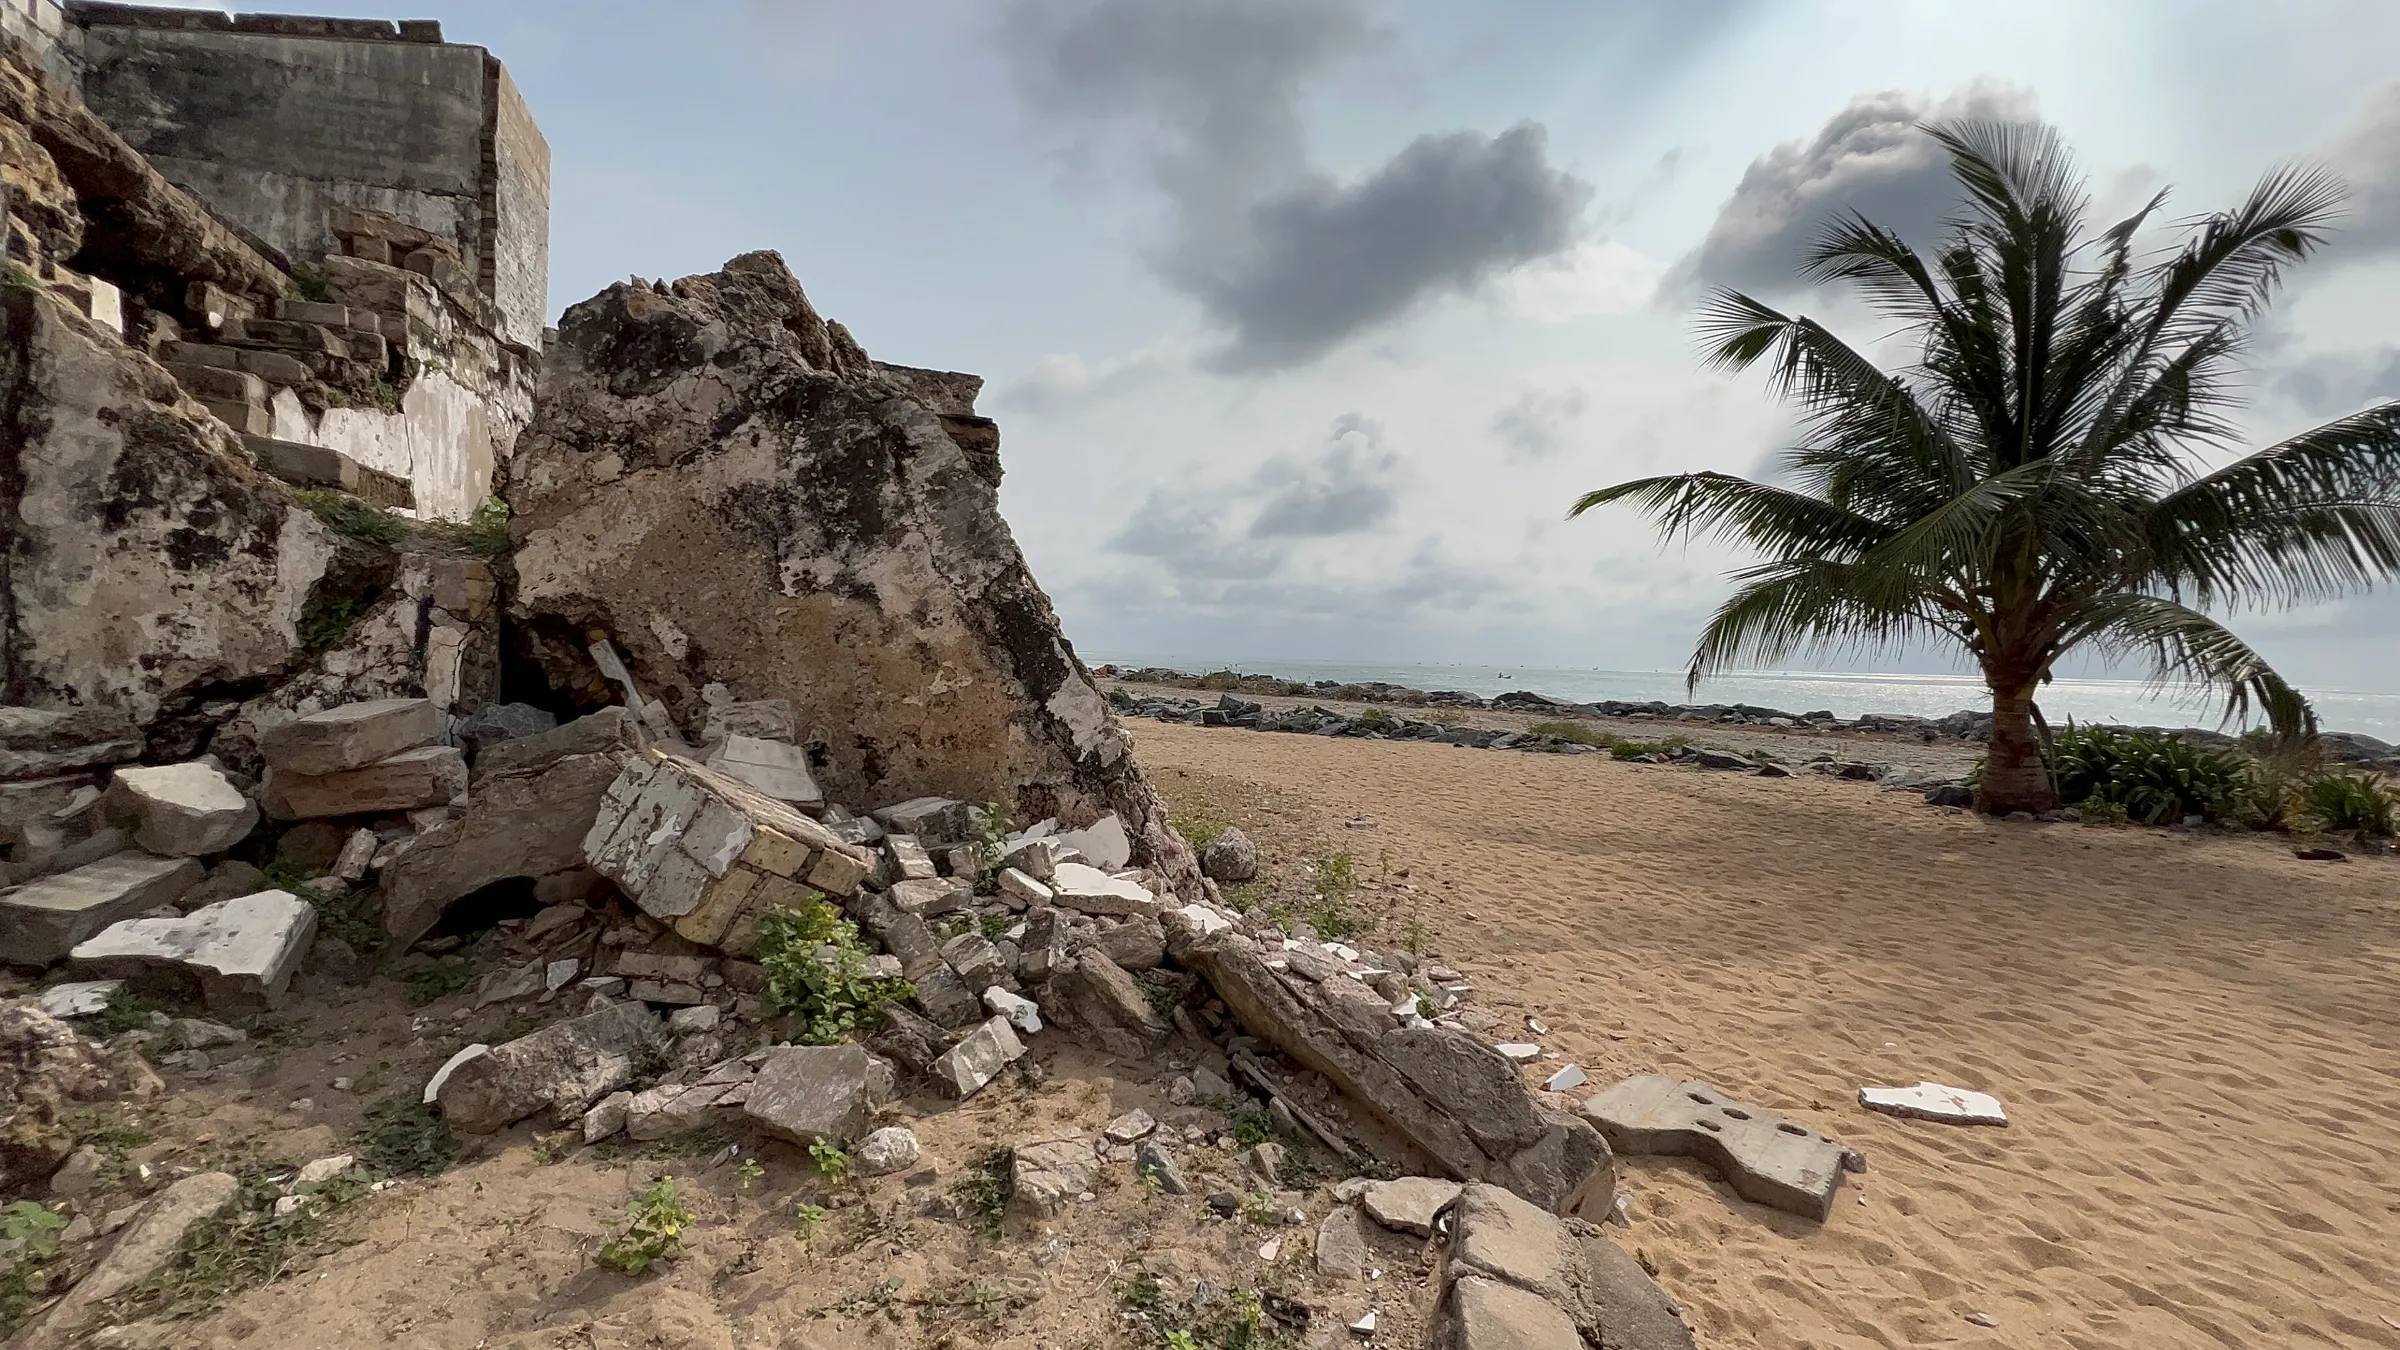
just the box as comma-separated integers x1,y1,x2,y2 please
32,1171,241,1337
1200,827,1259,882
435,1002,663,1133
0,852,204,967
1347,1309,1377,1337
1544,1065,1588,1092
857,1125,921,1175
473,707,642,780
583,1090,634,1143
296,1153,355,1186
1361,1177,1463,1236
474,963,547,1007
1317,1203,1370,1279
103,762,257,857
1581,1074,1852,1221
1102,1108,1156,1144
1966,1311,1999,1328
1011,1135,1098,1220
983,985,1043,1035
330,827,379,883
1258,1236,1282,1262
1002,836,1060,881
872,797,971,843
70,891,317,1013
997,866,1053,907
1859,1081,2009,1126
1135,1139,1187,1194
669,1004,722,1034
743,1043,895,1145
423,1044,489,1105
886,833,938,881
262,745,468,820
48,1144,103,1196
868,1002,959,1074
1190,1066,1236,1102
1046,949,1172,1058
1495,1042,1541,1060
1437,1182,1696,1350
37,980,122,1019
172,1018,246,1049
929,1015,1027,1099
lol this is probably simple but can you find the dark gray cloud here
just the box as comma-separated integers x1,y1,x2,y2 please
1665,82,2037,298
1248,414,1401,536
1191,124,1593,369
2326,82,2400,258
998,0,1589,368
1491,386,1590,461
1105,413,1405,576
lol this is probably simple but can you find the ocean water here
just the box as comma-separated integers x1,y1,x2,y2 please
1092,655,2400,740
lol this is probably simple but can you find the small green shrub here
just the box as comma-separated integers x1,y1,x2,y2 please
1169,800,1234,848
2302,771,2399,843
398,955,475,1005
132,1169,369,1318
1526,720,1608,747
951,1147,1014,1240
294,488,408,547
92,985,166,1037
288,267,334,303
596,1177,695,1276
2049,723,2252,825
970,802,1015,889
808,1139,853,1185
0,1201,68,1333
355,1096,456,1177
754,898,913,1045
1229,1103,1273,1148
1607,736,1686,760
1119,1275,1302,1350
793,1201,827,1239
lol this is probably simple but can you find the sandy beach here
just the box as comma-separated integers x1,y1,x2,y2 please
1131,719,2400,1350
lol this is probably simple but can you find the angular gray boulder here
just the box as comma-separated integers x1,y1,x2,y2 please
256,697,441,776
434,1001,665,1133
1430,1183,1696,1350
741,1043,894,1146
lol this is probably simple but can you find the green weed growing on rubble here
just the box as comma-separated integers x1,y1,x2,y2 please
294,488,407,547
754,898,913,1045
950,1147,1014,1240
0,1201,69,1334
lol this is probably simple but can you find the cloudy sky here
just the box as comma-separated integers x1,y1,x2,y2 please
198,0,2400,690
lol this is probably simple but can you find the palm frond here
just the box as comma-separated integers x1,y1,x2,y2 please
1684,557,1953,693
2146,402,2400,604
2072,592,2316,736
1567,472,1890,559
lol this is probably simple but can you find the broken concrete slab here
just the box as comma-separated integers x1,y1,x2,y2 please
929,1015,1026,1099
434,1002,663,1133
997,866,1053,908
1049,861,1159,918
102,762,257,856
1316,1202,1371,1279
1435,1182,1696,1350
1438,1275,1584,1350
1361,1177,1463,1236
1011,1134,1097,1220
871,797,972,844
1185,930,1613,1215
704,734,822,808
886,833,938,881
381,751,629,952
984,985,1043,1035
1859,1081,2009,1126
1,852,205,968
1056,813,1132,871
69,891,317,1013
1579,1074,1850,1221
742,1043,895,1145
1076,915,1167,971
261,745,468,820
581,751,871,951
888,876,971,917
256,698,441,776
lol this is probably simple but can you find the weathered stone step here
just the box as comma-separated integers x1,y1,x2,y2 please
0,851,204,967
243,435,415,509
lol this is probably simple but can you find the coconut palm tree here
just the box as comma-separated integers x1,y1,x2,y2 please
1572,121,2400,814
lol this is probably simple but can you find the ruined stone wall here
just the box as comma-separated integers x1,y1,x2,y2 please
484,61,548,351
508,253,1203,893
0,0,66,79
0,285,337,737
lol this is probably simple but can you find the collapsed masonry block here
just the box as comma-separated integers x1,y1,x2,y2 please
582,751,876,952
262,745,467,820
1010,1134,1097,1220
1049,862,1159,918
742,1043,894,1145
1431,1183,1695,1350
1046,949,1171,1059
1,706,145,783
1056,813,1132,871
102,762,257,857
472,706,641,780
243,435,416,510
1184,931,1613,1215
930,1014,1026,1099
434,1001,664,1133
257,698,441,776
1580,1074,1851,1221
69,891,316,1013
703,734,821,808
871,796,972,843
0,852,204,967
381,751,631,952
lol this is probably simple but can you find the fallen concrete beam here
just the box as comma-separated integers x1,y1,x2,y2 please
1579,1074,1852,1221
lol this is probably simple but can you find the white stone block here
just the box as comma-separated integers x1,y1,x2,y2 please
69,891,317,1012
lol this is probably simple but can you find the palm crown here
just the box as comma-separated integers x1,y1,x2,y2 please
1572,120,2400,813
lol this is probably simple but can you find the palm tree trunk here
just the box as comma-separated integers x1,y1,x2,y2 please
1979,687,2061,815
